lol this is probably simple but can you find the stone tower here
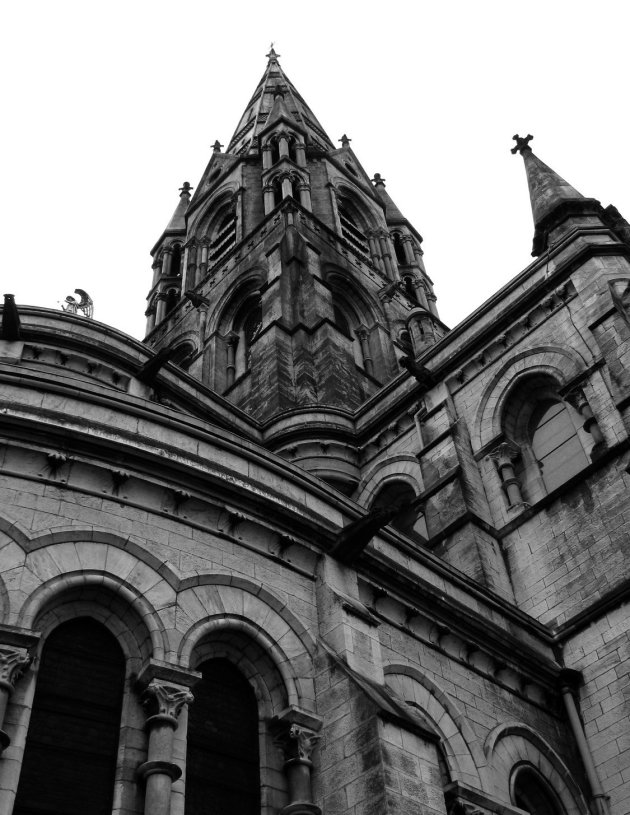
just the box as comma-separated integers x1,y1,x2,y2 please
145,47,446,493
3,49,630,815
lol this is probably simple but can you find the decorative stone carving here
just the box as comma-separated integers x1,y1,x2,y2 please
0,647,31,691
488,441,526,509
142,680,194,724
275,724,321,763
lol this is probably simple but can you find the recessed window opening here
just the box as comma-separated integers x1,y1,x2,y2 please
14,618,125,815
529,400,588,492
338,202,369,257
171,244,183,277
270,140,281,165
371,480,427,539
512,765,564,815
209,210,237,263
393,233,407,266
185,658,260,815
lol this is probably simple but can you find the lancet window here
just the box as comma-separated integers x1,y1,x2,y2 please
208,208,237,265
337,197,370,258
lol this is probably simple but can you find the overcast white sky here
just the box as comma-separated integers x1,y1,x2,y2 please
3,0,629,339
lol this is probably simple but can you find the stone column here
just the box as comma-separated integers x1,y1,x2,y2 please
355,328,374,377
294,141,306,167
489,442,525,509
185,242,197,291
152,260,162,288
298,182,312,211
378,233,395,279
161,247,173,278
278,134,290,159
198,240,209,280
225,331,239,387
155,293,167,325
262,144,273,171
264,184,276,215
273,710,322,815
281,173,293,200
565,387,606,457
367,232,384,274
402,234,416,265
0,646,32,753
138,680,194,815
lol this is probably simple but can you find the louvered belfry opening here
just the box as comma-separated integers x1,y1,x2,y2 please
185,658,260,815
14,617,125,815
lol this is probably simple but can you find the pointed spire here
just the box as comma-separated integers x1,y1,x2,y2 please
164,182,192,233
512,134,585,225
225,51,335,155
512,134,601,256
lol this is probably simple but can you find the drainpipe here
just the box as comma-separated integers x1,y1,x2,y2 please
560,669,610,815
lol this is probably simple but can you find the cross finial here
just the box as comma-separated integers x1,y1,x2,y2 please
372,173,386,187
511,134,534,155
212,140,224,153
267,43,280,62
339,134,352,147
179,181,193,196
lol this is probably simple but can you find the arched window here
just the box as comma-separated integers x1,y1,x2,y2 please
171,243,183,277
529,400,589,492
272,177,283,208
165,287,179,315
501,375,591,502
270,139,280,165
512,765,565,815
371,480,427,539
337,200,370,258
209,208,237,265
185,658,260,815
14,618,125,815
393,233,407,266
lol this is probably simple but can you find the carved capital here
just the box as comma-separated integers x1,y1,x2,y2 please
0,646,31,691
275,723,320,763
488,441,520,468
142,680,194,724
564,386,588,413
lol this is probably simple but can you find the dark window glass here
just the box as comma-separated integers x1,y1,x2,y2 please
513,766,563,815
530,401,588,491
14,618,125,815
185,659,260,815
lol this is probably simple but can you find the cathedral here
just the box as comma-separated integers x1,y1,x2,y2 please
1,47,629,815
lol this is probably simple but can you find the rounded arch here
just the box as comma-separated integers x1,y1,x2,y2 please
335,183,378,234
484,722,589,814
356,456,422,507
384,664,488,791
18,571,167,664
207,268,266,336
176,574,316,710
323,266,385,326
181,616,295,717
473,347,587,450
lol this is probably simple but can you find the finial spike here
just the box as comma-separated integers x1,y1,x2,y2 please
512,134,534,155
372,173,386,187
266,43,280,62
212,140,224,153
339,134,352,148
179,181,193,196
